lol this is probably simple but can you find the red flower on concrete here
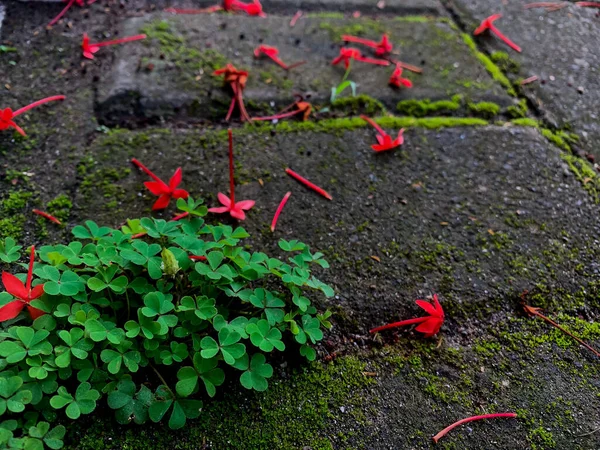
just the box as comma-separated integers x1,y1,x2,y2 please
0,96,66,137
342,33,392,56
331,47,390,70
0,246,45,322
233,0,266,17
360,115,405,152
370,294,444,337
209,129,255,220
253,45,305,70
81,33,146,60
214,63,251,122
253,97,312,122
131,159,189,210
389,63,413,88
49,0,97,27
474,14,521,53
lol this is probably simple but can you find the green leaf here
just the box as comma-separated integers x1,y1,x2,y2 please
247,319,285,352
0,237,21,263
107,378,153,425
240,353,273,392
141,292,174,318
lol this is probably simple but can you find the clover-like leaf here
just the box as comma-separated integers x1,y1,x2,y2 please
107,377,154,425
240,353,273,392
246,319,285,352
200,328,245,365
49,382,99,419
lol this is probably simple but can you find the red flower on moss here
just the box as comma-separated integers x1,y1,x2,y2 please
131,159,189,210
208,129,255,220
360,115,404,152
389,64,413,89
370,294,444,337
331,47,390,70
474,14,521,53
0,246,45,322
0,96,66,137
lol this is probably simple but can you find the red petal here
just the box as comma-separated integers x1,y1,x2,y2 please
401,79,413,88
2,272,28,300
415,299,437,316
414,318,438,335
169,167,183,190
235,200,255,210
144,180,169,195
152,194,171,210
0,301,25,322
217,193,232,208
29,284,45,300
172,189,189,199
230,207,247,220
27,306,46,320
208,207,230,214
372,143,393,152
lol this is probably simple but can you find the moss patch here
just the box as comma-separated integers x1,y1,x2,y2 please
0,191,33,240
490,51,520,74
396,96,462,117
467,101,500,119
561,153,600,203
330,94,386,116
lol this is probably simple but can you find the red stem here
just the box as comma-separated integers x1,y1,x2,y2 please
228,129,235,204
577,1,600,6
131,232,148,239
342,35,378,48
290,10,303,27
91,34,147,48
355,55,390,66
432,413,518,443
131,158,164,184
252,109,302,121
266,54,288,69
489,26,522,52
171,212,189,221
369,316,428,334
285,168,332,200
13,96,66,117
48,0,76,27
286,60,307,70
271,191,292,232
236,84,251,122
189,255,207,261
26,246,35,292
32,209,62,225
360,115,387,137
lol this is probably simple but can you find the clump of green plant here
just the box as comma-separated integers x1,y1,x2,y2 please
0,197,333,449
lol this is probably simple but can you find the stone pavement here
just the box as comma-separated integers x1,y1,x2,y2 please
1,0,600,449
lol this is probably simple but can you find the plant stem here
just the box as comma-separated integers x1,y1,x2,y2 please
271,191,292,232
341,61,352,82
228,129,235,204
369,316,428,334
360,115,387,137
92,34,147,48
432,413,517,443
490,26,522,52
26,246,35,292
48,0,76,27
125,290,131,321
13,96,66,117
342,35,378,48
150,363,177,398
285,168,332,200
131,158,164,184
32,209,62,225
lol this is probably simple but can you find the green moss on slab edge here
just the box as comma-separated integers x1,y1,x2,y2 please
331,94,386,115
561,153,600,203
467,101,500,119
396,96,462,117
511,118,539,127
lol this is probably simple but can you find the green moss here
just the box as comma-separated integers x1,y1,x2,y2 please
80,167,131,212
541,128,571,152
506,99,528,119
331,94,385,115
318,19,387,40
462,34,517,96
490,51,520,74
467,101,500,119
0,191,33,240
2,191,32,213
396,96,462,117
67,356,375,450
511,118,539,127
561,153,600,203
46,194,73,224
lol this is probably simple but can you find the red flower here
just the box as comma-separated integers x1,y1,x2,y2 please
131,159,189,210
82,33,146,60
214,63,251,122
342,34,392,56
0,246,45,322
360,115,404,152
232,0,266,17
48,0,97,27
285,168,332,200
474,14,521,53
208,129,255,220
253,45,305,70
369,294,444,337
389,64,413,89
0,96,66,137
331,47,390,70
253,98,312,122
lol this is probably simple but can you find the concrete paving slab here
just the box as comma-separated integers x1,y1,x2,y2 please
96,14,516,126
447,0,600,158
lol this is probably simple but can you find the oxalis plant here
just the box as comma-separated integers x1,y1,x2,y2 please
0,197,333,449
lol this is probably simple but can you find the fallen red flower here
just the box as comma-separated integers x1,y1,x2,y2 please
332,47,390,70
576,1,600,6
290,10,303,27
131,158,189,210
285,168,332,200
214,63,251,122
360,115,404,152
252,99,312,122
271,191,292,232
208,129,255,220
0,96,66,137
0,246,45,322
389,63,413,89
82,33,146,60
33,209,62,225
474,14,521,53
370,294,444,337
433,413,518,443
388,59,423,74
253,45,305,70
48,0,97,27
342,34,392,56
233,0,266,17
